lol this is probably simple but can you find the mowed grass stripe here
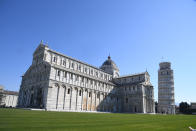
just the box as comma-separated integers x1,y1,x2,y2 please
0,109,195,131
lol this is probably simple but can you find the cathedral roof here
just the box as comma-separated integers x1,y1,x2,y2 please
100,56,119,71
116,71,149,79
3,90,19,95
48,49,113,75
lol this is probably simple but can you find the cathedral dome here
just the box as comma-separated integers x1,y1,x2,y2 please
100,56,119,77
101,56,119,71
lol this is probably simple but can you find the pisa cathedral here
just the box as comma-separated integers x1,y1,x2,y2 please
18,41,155,113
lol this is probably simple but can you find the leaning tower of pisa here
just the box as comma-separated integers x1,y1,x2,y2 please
158,62,175,114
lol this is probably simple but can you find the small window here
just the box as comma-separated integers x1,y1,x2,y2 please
67,89,70,94
126,98,128,103
79,90,82,96
63,60,66,66
64,72,67,78
79,65,81,71
70,74,73,79
57,70,60,76
53,57,57,62
96,72,98,77
69,61,71,68
89,92,91,97
104,74,107,79
72,63,74,68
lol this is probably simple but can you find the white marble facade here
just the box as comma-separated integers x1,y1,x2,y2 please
158,62,175,114
0,86,18,108
18,42,155,113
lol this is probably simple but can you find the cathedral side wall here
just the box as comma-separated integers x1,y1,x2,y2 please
114,73,155,113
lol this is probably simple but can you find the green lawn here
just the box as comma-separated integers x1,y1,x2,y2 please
0,108,195,131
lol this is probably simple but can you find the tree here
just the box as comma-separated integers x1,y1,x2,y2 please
179,102,191,114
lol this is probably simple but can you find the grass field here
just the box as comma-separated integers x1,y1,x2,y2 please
0,109,196,131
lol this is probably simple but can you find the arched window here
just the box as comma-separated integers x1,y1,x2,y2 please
57,70,60,76
96,72,98,77
53,56,57,62
126,98,128,103
67,89,70,94
63,60,66,66
71,63,74,68
64,71,67,78
79,90,82,96
70,74,73,79
79,65,81,71
135,106,137,112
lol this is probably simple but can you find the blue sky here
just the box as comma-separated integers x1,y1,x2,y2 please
0,0,196,103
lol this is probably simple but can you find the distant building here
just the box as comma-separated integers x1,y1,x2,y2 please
0,85,18,108
190,102,196,114
0,85,4,106
158,62,175,114
2,91,18,107
190,103,196,109
18,42,155,113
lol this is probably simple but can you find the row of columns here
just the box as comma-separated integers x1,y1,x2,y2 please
46,83,120,112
